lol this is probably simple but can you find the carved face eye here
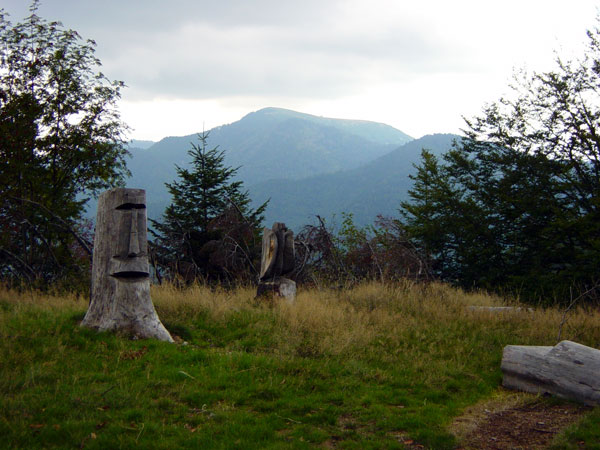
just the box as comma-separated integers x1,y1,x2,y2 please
116,203,146,210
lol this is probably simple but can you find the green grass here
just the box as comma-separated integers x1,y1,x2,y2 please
0,282,598,449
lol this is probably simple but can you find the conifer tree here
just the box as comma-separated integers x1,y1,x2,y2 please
400,149,464,281
150,133,268,283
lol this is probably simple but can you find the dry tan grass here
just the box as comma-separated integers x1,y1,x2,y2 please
2,281,598,449
151,282,258,319
0,287,87,311
144,280,600,357
2,281,599,353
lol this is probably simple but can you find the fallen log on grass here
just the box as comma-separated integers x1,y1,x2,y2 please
501,340,600,406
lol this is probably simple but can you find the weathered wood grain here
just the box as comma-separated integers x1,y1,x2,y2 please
259,228,278,280
81,188,173,342
501,340,600,405
257,222,296,302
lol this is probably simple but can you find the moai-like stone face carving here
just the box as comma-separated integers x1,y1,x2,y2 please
108,191,149,280
83,188,173,342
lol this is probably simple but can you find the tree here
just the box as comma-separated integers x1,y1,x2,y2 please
400,149,464,281
400,20,600,303
0,2,129,288
150,133,268,283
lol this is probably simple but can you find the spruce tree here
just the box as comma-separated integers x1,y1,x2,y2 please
150,132,267,283
400,149,464,281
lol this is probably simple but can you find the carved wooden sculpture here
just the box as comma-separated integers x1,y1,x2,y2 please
257,222,296,302
81,188,173,342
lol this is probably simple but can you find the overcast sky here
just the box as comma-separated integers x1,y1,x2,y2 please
3,0,598,141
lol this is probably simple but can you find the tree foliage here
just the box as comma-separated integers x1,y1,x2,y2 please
150,133,268,284
401,22,600,303
0,2,129,288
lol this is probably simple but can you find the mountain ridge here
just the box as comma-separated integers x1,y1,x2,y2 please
248,133,459,230
124,107,414,220
116,108,458,231
233,107,413,145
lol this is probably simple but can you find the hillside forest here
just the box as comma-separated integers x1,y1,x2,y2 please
0,4,599,306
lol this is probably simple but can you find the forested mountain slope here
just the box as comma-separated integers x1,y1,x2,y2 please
249,134,459,229
124,107,413,220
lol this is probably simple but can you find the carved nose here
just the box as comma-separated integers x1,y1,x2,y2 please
128,209,140,257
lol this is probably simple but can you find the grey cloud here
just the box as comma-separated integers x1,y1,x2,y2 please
1,0,485,103
3,0,341,34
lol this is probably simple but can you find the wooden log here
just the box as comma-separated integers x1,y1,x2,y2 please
282,229,295,275
273,222,286,277
259,228,278,280
81,188,173,342
501,340,600,405
258,222,296,301
259,222,295,280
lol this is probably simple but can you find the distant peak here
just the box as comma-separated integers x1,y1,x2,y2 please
247,107,304,118
256,107,291,114
238,107,412,145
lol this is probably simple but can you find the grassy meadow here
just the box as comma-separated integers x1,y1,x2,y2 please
1,282,599,449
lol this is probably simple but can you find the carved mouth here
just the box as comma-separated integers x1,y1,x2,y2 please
109,257,149,280
111,271,150,280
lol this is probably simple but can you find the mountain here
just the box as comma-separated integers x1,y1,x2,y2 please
248,134,459,230
127,139,155,150
232,107,412,146
124,107,413,220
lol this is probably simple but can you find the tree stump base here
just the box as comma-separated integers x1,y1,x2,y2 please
501,340,600,406
256,277,296,303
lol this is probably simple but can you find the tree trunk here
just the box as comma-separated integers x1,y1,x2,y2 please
81,188,173,342
501,340,600,406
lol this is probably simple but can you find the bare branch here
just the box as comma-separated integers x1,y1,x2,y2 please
0,248,35,281
9,196,93,256
556,282,600,343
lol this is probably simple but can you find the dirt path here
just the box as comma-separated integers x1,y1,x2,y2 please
451,392,590,449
